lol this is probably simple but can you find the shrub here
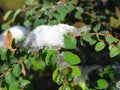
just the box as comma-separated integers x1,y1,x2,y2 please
0,0,120,90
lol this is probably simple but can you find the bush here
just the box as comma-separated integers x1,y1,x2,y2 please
0,0,120,90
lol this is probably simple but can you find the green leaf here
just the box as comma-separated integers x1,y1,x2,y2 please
93,23,101,32
25,0,34,5
66,3,74,13
58,85,71,90
52,69,60,83
57,7,67,18
1,23,10,31
3,10,13,21
46,12,54,19
9,81,18,90
54,6,67,22
34,19,47,28
1,49,7,61
0,79,3,87
48,20,58,25
63,52,81,65
82,33,91,42
75,7,84,18
12,9,22,22
12,64,22,77
64,35,77,49
117,42,120,48
45,50,58,65
105,36,117,44
24,58,32,69
5,72,15,85
109,46,120,58
95,42,105,51
30,57,46,71
70,66,81,76
54,13,61,22
19,77,31,87
89,39,97,45
97,79,108,89
24,20,32,27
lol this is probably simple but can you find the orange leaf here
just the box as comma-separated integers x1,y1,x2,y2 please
5,30,16,52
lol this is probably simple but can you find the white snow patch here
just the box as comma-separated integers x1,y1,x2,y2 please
0,26,30,48
24,24,90,51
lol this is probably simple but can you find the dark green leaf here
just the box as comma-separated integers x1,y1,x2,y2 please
12,64,22,77
0,79,3,87
5,72,15,85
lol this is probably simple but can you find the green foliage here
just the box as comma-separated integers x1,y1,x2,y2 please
70,66,81,77
5,72,16,85
52,69,60,83
64,35,77,49
93,23,101,32
0,0,120,90
97,79,109,89
63,51,80,65
109,46,120,58
95,42,106,51
1,23,10,31
45,50,58,65
75,7,84,18
12,64,22,77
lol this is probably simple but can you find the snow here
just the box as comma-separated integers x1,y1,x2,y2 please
0,26,30,48
23,24,90,51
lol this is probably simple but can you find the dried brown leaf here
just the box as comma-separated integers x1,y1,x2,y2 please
5,30,16,52
21,63,26,76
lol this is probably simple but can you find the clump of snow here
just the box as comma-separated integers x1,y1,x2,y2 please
116,81,120,89
23,24,90,51
0,26,30,48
